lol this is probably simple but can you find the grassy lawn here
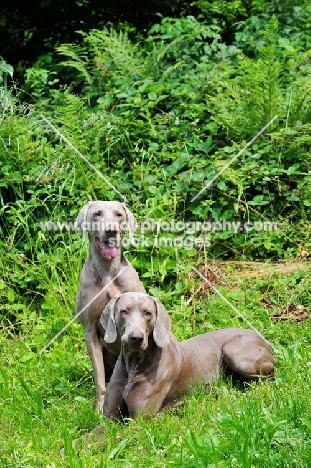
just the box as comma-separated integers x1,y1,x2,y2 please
1,259,310,467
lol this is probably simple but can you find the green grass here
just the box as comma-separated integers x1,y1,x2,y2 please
1,257,310,467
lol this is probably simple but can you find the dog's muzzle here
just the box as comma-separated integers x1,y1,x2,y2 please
122,329,147,351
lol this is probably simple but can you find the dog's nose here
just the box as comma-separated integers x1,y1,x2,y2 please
128,330,144,344
106,228,118,236
103,222,119,234
105,225,118,234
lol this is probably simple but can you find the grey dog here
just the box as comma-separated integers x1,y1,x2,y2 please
101,292,275,419
76,201,145,412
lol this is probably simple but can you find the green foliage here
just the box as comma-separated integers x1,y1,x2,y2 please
0,57,14,90
2,15,311,271
195,0,263,27
264,0,311,50
194,0,311,56
208,16,311,138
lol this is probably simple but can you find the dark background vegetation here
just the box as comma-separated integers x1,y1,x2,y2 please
2,0,198,78
2,0,309,80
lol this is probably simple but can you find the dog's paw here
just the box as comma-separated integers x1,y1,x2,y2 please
82,425,106,443
60,426,105,459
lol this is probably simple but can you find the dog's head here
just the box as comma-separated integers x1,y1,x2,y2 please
75,201,137,259
100,292,172,352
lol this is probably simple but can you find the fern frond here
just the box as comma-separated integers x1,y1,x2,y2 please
262,15,279,52
287,70,311,124
161,62,184,81
152,36,184,65
85,28,144,78
56,94,88,151
57,44,92,84
207,17,284,139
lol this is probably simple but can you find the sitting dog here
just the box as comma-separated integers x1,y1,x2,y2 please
75,201,145,412
100,292,275,419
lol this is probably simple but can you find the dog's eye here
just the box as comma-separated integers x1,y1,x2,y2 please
93,211,103,217
115,212,123,218
144,311,152,317
120,309,128,315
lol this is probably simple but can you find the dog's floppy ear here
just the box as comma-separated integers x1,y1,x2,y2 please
152,297,172,348
75,201,93,241
121,203,137,244
101,295,121,343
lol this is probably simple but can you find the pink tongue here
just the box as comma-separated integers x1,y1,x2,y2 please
96,239,118,259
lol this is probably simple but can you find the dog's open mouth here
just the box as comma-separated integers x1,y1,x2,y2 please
95,237,118,260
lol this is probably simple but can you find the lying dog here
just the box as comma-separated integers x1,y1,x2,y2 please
101,292,275,419
75,201,145,412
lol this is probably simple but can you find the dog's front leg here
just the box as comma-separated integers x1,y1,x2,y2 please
104,359,128,420
85,326,106,412
125,381,171,419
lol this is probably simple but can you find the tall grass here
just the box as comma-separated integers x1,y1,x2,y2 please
1,262,311,467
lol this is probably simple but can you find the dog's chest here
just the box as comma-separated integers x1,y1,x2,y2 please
94,274,122,300
123,366,148,399
105,282,121,301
